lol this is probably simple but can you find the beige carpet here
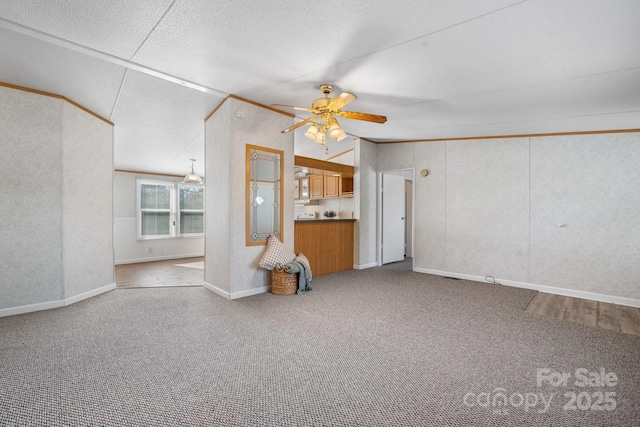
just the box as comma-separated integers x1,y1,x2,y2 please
1,264,638,426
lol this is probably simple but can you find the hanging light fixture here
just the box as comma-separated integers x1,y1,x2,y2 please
303,115,346,145
304,123,319,141
275,83,386,146
183,159,203,184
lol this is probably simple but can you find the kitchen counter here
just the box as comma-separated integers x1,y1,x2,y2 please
294,218,356,223
294,219,354,277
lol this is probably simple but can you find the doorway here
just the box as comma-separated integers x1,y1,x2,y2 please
380,169,414,266
115,256,204,288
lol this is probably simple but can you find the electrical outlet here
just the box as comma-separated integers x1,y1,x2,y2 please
463,259,469,266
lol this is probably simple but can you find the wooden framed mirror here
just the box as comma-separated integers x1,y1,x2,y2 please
246,144,284,245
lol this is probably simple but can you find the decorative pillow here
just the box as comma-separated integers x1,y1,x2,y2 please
259,234,296,270
295,253,312,280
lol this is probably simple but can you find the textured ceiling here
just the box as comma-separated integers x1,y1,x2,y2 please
1,0,639,174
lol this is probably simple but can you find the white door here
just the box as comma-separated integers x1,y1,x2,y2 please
382,173,406,264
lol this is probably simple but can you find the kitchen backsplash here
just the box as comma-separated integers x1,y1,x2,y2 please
294,197,354,219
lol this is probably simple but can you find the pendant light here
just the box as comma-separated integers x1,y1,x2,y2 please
183,159,203,184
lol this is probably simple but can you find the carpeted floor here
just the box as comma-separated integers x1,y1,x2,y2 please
1,263,639,426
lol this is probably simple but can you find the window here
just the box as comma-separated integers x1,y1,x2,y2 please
179,184,204,236
137,179,204,239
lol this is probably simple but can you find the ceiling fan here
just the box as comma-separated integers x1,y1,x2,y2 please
273,84,387,145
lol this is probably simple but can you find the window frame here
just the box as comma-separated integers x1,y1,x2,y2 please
136,178,204,240
178,183,205,237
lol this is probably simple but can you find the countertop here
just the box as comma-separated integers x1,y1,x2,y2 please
294,218,356,223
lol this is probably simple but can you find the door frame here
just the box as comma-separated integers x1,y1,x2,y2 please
377,168,415,267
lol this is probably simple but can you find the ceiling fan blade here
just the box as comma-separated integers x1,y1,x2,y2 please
327,92,357,110
280,116,316,134
272,104,312,112
338,111,387,124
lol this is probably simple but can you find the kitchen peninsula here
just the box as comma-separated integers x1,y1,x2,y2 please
294,218,355,277
293,155,355,277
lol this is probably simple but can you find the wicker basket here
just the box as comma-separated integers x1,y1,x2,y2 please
271,268,298,295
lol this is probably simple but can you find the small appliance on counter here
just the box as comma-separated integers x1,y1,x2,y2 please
296,212,318,220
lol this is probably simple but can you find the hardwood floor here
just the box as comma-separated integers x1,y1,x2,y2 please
115,257,204,289
526,292,640,337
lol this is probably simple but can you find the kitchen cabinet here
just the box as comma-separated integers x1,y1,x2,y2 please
323,175,340,198
298,174,352,199
309,175,324,199
299,177,309,199
294,219,354,276
293,179,300,200
340,176,354,198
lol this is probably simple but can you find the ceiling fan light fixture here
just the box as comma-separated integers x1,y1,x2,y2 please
183,159,203,184
304,123,319,141
275,83,387,145
328,118,342,139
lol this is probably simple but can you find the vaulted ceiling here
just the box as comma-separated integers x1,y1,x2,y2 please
1,0,639,175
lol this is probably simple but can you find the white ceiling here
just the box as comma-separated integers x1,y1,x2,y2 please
1,0,639,175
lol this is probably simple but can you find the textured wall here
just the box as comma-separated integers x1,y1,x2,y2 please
379,132,640,302
0,86,114,313
354,138,378,268
445,139,530,281
62,102,114,298
413,142,446,270
530,133,640,298
204,101,232,294
205,98,295,297
0,87,64,309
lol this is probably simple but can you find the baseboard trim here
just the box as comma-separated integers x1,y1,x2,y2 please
0,282,116,318
115,254,204,265
203,282,270,300
64,283,116,306
0,300,64,318
203,282,231,299
354,262,377,270
414,268,640,308
231,286,270,300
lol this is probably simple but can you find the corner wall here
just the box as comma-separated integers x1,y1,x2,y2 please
204,98,294,299
0,85,114,316
354,138,378,269
377,132,640,306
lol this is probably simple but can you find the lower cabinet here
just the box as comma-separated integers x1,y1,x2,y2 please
294,220,354,277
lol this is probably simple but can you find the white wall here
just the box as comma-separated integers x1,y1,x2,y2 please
0,86,114,316
529,133,640,299
204,97,295,299
1,87,63,310
62,102,114,299
354,138,378,269
113,171,204,264
378,133,640,306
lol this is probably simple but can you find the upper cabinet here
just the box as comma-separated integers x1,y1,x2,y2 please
309,175,324,199
299,177,309,199
295,155,355,200
293,179,300,200
305,173,351,199
340,176,354,198
324,175,340,198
